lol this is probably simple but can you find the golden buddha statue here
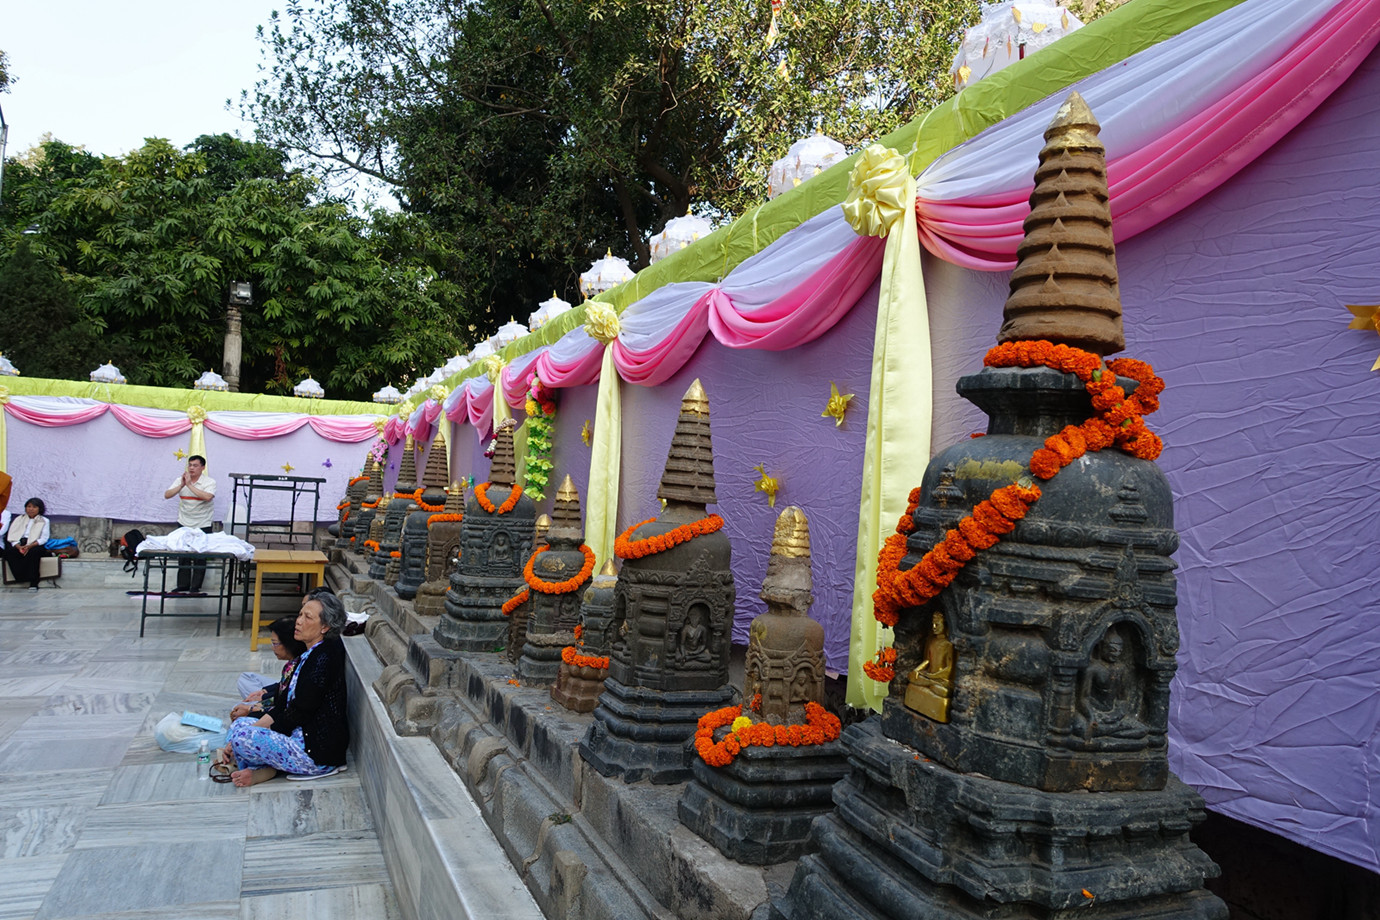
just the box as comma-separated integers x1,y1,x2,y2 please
905,611,954,722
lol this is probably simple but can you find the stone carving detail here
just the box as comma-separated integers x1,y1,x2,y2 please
350,459,386,552
397,432,451,601
371,436,419,584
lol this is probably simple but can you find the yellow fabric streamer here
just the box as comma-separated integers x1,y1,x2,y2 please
583,305,623,570
0,385,10,474
844,145,932,712
186,406,207,461
484,357,511,427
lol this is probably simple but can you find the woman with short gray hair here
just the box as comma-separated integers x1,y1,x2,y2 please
216,590,351,785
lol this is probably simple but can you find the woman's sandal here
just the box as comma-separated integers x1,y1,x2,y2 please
210,763,234,784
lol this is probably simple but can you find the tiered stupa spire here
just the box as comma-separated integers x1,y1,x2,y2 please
998,91,1124,356
490,419,518,486
658,379,718,505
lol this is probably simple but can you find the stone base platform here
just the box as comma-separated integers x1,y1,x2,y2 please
337,548,793,920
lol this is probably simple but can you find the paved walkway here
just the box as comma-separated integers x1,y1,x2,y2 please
0,560,401,920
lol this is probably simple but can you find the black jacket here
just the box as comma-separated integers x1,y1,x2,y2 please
270,636,349,766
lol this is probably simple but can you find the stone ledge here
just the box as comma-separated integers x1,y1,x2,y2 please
340,550,794,920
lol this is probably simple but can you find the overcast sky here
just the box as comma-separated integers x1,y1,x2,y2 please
3,0,285,158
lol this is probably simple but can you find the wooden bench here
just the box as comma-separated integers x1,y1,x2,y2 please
2,554,62,588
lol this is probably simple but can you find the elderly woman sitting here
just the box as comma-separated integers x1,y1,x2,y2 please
215,591,350,785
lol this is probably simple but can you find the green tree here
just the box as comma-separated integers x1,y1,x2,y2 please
3,137,466,398
0,238,123,378
246,0,982,326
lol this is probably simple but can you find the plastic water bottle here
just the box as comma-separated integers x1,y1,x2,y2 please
196,739,211,780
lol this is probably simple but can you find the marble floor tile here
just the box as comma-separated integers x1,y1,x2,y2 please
240,830,391,896
0,803,90,857
0,727,139,773
239,882,400,920
0,697,47,745
99,762,245,807
29,902,242,920
0,648,99,668
76,799,249,848
0,854,69,920
0,768,114,809
34,840,244,919
246,784,374,838
0,673,78,698
36,692,157,719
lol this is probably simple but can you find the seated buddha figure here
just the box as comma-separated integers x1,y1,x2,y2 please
1074,628,1147,742
905,611,955,722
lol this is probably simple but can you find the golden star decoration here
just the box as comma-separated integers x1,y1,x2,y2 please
753,464,781,508
822,382,854,427
1345,303,1380,370
173,448,186,461
581,419,593,446
282,462,295,473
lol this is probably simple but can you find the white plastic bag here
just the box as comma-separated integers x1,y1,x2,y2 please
154,711,227,753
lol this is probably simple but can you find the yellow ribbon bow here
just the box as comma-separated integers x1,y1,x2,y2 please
842,144,912,238
186,406,207,424
583,302,621,345
429,384,450,403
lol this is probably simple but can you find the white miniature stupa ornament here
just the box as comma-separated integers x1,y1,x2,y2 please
950,2,1083,90
0,353,19,376
193,370,229,391
649,214,713,264
579,251,635,299
528,293,573,331
373,384,404,404
90,361,126,385
767,134,846,199
293,376,325,399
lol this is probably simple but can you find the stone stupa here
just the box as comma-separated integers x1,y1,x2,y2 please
434,420,536,651
396,432,450,600
580,379,737,784
773,93,1225,920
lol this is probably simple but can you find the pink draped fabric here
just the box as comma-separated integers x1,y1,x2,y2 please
405,400,444,443
108,404,192,438
206,416,309,439
4,401,110,427
443,379,495,435
915,0,1380,269
706,235,884,350
501,352,542,407
305,416,378,442
611,301,712,387
535,339,604,388
383,415,407,446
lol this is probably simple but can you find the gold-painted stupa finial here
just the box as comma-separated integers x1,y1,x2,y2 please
682,379,710,417
557,475,578,502
535,513,552,539
600,559,618,577
770,506,811,559
998,90,1124,357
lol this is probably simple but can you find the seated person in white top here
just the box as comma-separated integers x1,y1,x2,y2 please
163,455,217,592
3,497,51,590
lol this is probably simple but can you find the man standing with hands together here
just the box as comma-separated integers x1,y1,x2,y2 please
164,455,217,592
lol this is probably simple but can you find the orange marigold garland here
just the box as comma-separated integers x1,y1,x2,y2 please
694,702,843,768
615,514,724,560
363,539,381,552
501,587,530,616
524,545,597,594
475,482,522,514
348,475,368,486
561,645,610,670
867,341,1164,681
415,495,446,512
426,513,463,526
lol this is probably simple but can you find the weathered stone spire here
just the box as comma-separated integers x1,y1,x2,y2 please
443,481,464,515
998,91,1124,356
421,430,449,491
550,476,582,541
365,458,384,502
489,419,518,486
657,379,718,506
760,505,813,615
396,434,419,494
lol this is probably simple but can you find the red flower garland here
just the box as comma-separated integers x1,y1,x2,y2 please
694,702,842,768
524,545,596,595
615,515,724,560
475,482,522,514
867,341,1164,680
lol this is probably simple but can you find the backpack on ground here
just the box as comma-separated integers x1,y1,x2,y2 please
120,529,145,575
